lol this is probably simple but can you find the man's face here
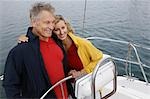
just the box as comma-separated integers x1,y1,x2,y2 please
32,10,55,41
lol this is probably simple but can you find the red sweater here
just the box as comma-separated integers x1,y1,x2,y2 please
67,42,83,71
40,38,68,99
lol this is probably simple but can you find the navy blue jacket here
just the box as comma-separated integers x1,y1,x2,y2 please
3,27,74,98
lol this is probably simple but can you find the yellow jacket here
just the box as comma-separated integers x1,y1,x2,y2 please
68,32,103,73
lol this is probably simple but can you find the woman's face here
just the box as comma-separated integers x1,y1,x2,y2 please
53,20,68,40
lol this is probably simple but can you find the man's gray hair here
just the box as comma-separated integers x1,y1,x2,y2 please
30,2,55,20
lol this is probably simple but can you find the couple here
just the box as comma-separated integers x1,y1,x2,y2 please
3,2,103,99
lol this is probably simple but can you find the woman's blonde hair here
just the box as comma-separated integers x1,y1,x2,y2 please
54,15,74,34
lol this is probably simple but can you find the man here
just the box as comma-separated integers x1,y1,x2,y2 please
3,2,74,98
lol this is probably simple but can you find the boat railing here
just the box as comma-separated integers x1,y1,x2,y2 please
86,36,150,85
91,55,117,99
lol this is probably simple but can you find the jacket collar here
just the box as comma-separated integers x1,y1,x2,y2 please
26,27,39,42
68,32,79,48
26,27,50,85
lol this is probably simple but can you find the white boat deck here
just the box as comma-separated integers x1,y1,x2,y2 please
104,76,150,99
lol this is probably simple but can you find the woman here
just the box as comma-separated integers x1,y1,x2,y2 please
18,15,103,79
